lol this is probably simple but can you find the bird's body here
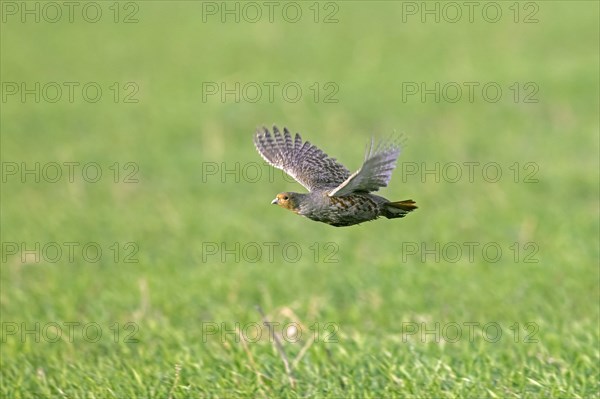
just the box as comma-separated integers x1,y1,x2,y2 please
254,126,417,227
276,191,415,227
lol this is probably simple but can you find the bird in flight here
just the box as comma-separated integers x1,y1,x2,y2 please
254,126,417,227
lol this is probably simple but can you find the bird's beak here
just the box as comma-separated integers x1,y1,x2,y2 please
271,198,278,205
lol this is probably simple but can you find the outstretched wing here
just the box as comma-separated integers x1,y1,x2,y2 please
328,137,402,197
254,126,350,192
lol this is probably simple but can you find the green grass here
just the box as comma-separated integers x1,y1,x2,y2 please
1,1,599,397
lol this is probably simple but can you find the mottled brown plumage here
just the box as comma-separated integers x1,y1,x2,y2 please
255,126,417,227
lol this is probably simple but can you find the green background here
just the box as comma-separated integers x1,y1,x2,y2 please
1,1,598,397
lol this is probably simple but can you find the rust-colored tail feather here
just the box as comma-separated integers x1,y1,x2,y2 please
388,199,418,211
383,199,417,219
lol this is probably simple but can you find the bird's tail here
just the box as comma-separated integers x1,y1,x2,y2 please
383,199,418,219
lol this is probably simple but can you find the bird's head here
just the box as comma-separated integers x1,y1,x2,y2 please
271,192,300,212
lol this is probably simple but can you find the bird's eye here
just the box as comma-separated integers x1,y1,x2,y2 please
283,196,289,200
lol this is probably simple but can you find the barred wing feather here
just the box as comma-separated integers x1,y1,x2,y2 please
254,126,351,192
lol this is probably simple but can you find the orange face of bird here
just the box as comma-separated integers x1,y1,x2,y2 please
271,192,298,212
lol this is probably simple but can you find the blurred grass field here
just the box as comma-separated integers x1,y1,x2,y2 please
1,1,599,397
